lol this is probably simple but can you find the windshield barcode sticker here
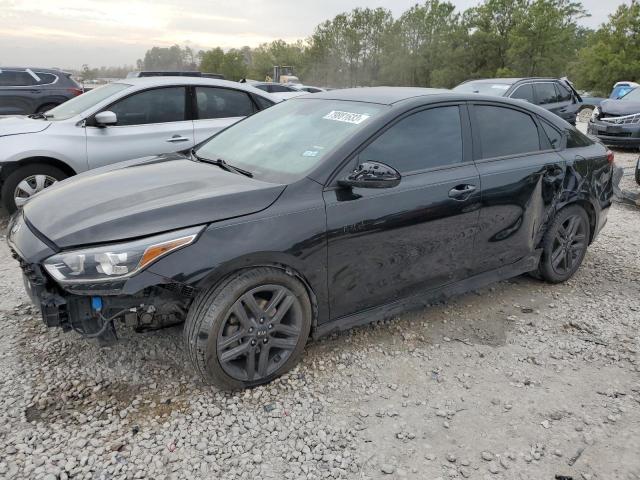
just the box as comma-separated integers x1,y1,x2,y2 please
323,111,371,124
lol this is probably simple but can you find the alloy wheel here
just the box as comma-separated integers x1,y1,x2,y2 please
550,214,587,275
14,174,58,207
217,284,303,382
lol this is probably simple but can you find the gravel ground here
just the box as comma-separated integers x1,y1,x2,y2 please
0,126,639,480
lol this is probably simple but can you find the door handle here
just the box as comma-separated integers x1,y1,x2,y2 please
448,184,476,200
166,135,190,143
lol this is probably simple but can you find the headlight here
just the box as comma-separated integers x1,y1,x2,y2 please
591,107,600,121
43,226,203,284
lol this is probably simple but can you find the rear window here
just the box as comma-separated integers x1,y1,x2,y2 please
453,82,511,96
35,73,57,85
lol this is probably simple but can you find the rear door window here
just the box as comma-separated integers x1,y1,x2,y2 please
555,83,573,102
510,84,535,103
195,87,255,119
359,106,463,173
109,87,186,126
534,83,559,105
34,73,57,85
475,105,540,158
540,120,562,149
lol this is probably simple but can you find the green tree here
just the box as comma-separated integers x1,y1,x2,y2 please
571,0,640,94
199,47,225,74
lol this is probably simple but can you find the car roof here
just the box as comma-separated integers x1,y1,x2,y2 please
299,87,452,105
112,76,279,101
461,77,562,85
0,66,70,74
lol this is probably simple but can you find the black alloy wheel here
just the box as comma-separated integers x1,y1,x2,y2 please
549,214,588,276
538,205,590,283
217,285,303,381
184,267,312,389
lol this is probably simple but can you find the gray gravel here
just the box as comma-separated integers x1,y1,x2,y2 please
1,133,639,479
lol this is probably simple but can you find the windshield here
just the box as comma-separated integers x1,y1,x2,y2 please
620,87,640,102
195,98,387,183
45,82,132,120
453,82,511,96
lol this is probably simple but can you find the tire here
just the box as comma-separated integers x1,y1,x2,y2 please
635,157,640,186
1,163,68,213
538,205,590,283
577,106,594,123
36,103,59,113
184,267,312,390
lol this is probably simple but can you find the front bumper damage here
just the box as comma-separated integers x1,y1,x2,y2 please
7,215,195,344
588,118,640,148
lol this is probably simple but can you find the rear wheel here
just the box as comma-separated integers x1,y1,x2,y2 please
1,163,68,213
184,267,312,390
538,205,590,283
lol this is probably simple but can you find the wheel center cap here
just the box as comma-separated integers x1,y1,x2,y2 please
256,326,268,337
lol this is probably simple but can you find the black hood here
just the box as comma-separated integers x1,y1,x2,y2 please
599,99,640,116
23,154,286,248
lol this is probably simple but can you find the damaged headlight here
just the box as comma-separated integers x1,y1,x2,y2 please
591,107,600,122
43,226,203,284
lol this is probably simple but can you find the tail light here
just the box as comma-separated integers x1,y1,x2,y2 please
606,150,615,164
67,87,83,97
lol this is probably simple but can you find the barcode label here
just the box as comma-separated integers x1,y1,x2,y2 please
323,110,371,124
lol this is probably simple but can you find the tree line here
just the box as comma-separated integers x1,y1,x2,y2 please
90,0,640,96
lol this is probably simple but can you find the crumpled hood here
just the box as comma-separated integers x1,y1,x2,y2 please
599,99,640,117
0,116,51,137
23,154,286,248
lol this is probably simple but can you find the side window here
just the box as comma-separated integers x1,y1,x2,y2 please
555,83,572,102
566,128,594,148
0,70,36,86
35,73,57,85
540,120,562,149
359,106,463,173
510,84,534,103
253,95,275,110
534,83,559,105
109,87,186,126
475,105,540,158
195,87,255,119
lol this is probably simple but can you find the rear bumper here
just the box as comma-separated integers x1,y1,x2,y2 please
588,120,640,147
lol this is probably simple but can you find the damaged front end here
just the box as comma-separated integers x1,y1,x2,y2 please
588,104,640,148
7,214,202,344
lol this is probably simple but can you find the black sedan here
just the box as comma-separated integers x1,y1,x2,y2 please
8,88,615,389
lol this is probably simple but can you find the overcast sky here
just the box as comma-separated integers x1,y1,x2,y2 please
0,0,633,69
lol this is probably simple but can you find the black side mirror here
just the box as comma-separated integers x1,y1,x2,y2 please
338,161,401,189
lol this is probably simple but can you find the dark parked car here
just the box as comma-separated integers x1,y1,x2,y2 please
588,87,640,148
453,77,583,124
0,67,83,115
8,88,614,389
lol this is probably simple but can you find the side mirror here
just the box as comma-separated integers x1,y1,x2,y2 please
338,161,401,189
94,111,117,127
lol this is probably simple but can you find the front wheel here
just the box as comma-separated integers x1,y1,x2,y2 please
1,163,68,213
577,106,594,123
538,205,590,283
184,267,312,390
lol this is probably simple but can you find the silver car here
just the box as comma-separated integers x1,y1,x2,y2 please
0,77,279,212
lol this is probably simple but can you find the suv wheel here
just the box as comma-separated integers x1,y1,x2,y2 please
184,267,312,389
577,106,594,123
1,164,68,213
36,103,59,113
538,205,590,283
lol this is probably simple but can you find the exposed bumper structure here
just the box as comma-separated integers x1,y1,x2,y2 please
588,119,640,147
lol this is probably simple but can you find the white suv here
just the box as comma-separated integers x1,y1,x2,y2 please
0,77,279,212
